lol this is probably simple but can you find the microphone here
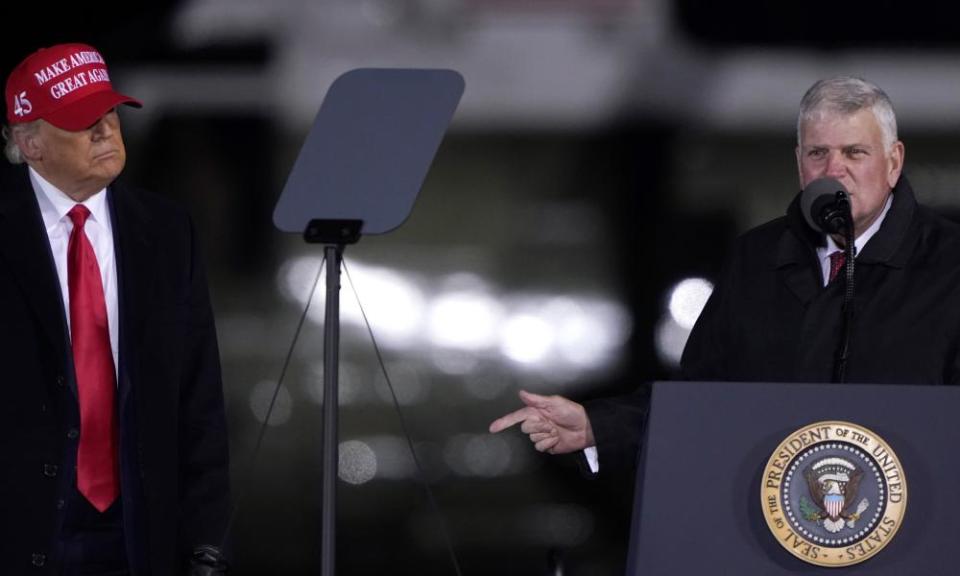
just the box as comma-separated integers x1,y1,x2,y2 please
800,177,852,235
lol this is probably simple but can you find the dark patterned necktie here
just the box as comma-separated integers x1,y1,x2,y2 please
828,250,846,284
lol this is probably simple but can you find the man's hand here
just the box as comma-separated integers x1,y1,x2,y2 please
488,390,595,454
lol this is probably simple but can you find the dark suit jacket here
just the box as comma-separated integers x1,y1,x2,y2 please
586,176,960,473
0,163,229,574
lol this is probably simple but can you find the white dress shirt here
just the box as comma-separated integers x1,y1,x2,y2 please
29,167,119,377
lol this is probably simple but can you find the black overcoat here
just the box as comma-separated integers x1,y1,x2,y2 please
588,177,960,472
0,163,229,574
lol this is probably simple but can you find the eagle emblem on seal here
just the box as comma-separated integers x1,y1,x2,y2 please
800,457,870,533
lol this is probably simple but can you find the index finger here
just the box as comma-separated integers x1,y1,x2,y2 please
489,406,540,433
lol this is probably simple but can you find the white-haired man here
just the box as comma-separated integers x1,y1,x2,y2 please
491,76,960,475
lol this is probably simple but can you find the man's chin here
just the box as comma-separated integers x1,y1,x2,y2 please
92,159,125,181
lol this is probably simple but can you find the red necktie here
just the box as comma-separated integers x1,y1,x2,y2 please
828,250,846,284
67,205,119,512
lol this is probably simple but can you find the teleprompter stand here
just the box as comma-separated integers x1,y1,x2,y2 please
273,68,464,576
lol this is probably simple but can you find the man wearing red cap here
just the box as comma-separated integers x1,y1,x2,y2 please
1,43,229,574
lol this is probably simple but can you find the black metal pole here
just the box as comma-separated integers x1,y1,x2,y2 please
322,244,342,576
834,224,856,384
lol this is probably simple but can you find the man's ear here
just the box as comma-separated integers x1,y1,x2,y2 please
887,140,905,189
13,126,42,162
795,145,803,189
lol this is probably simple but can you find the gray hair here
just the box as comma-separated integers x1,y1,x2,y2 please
2,121,39,164
797,76,898,152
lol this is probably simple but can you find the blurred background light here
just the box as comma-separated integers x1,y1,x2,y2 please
555,297,632,368
654,314,688,369
341,260,427,346
276,255,323,305
500,313,555,366
248,379,293,426
655,277,714,368
339,439,377,485
427,290,504,350
668,277,714,329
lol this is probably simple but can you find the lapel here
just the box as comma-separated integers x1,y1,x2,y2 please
0,164,69,363
108,179,159,377
775,193,824,305
857,176,916,268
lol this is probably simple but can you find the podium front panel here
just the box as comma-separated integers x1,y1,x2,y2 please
627,380,960,575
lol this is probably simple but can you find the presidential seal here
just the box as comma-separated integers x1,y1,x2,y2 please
761,421,907,567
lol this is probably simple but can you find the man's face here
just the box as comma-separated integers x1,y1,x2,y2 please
25,109,126,201
796,108,904,237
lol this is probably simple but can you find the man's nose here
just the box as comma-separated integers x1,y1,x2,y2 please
90,115,115,139
824,150,846,178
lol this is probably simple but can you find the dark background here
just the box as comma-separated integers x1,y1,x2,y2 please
5,2,960,574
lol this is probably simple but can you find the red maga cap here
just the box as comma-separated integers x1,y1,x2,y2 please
5,43,141,131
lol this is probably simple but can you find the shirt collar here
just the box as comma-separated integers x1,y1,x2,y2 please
29,166,110,234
